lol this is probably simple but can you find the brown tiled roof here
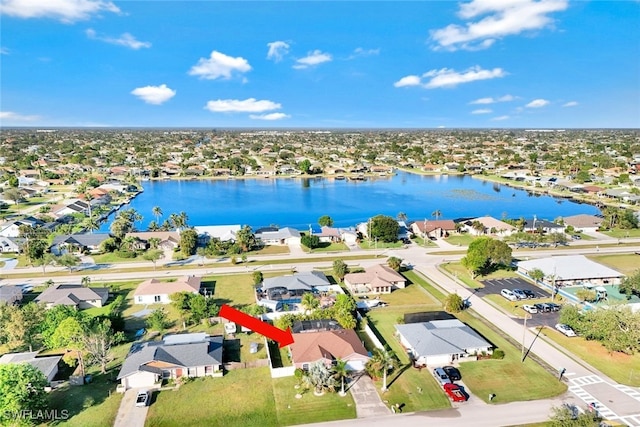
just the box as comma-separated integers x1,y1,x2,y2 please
413,220,456,233
134,276,201,296
289,329,369,364
344,264,405,287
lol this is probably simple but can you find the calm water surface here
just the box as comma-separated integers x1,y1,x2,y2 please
100,172,600,230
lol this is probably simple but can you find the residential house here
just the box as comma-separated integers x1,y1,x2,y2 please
460,216,516,237
194,225,241,246
125,231,181,250
50,200,90,217
411,220,457,239
0,285,23,305
35,284,109,309
339,229,358,245
117,333,224,390
0,352,62,383
134,275,202,305
255,227,301,245
51,233,111,255
0,236,21,253
522,218,565,234
312,226,341,243
395,319,493,366
289,329,370,372
344,264,406,295
257,271,330,311
0,216,45,238
561,214,603,233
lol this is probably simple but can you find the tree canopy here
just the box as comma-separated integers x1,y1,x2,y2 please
461,237,512,278
318,215,334,227
369,215,399,243
0,363,48,421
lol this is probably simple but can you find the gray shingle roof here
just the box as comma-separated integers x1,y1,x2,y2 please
395,320,491,357
262,271,329,291
52,233,111,247
117,334,223,379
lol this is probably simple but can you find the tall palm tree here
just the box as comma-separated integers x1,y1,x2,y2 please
152,206,163,224
366,348,398,391
333,359,349,396
431,210,442,221
301,293,319,312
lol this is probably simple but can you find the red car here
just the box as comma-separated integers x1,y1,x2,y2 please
443,383,468,402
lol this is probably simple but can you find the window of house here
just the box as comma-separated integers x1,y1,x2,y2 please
302,364,309,371
154,295,161,303
205,366,213,374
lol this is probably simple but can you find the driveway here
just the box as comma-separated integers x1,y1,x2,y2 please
113,388,150,427
348,373,391,418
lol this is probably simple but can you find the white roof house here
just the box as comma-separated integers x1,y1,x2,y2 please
194,225,241,243
395,319,492,366
517,255,625,286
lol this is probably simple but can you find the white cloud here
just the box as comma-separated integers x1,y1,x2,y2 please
393,75,422,88
491,115,510,121
293,50,332,69
470,94,514,104
394,66,505,89
266,41,290,62
86,28,151,49
0,0,120,22
205,98,281,113
526,98,550,108
189,51,251,80
472,109,492,114
430,0,568,51
348,47,380,59
0,47,9,55
131,84,176,105
563,101,578,107
0,111,40,122
422,66,506,89
249,113,290,120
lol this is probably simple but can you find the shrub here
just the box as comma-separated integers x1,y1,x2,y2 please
491,349,505,359
115,250,136,259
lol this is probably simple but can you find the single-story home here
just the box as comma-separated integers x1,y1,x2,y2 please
522,218,565,234
289,329,370,372
125,231,180,250
194,225,241,245
35,284,109,309
50,233,111,255
395,319,493,366
312,226,341,243
134,275,202,305
255,227,301,245
257,271,331,311
460,216,516,237
117,332,223,390
344,264,406,294
0,285,23,305
411,220,457,239
0,236,21,253
0,351,62,383
517,255,625,287
561,214,603,233
0,216,45,238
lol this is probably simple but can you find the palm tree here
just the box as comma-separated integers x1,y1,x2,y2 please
431,210,442,221
396,212,407,222
366,348,398,391
301,293,319,312
152,206,163,224
81,276,91,287
332,359,349,396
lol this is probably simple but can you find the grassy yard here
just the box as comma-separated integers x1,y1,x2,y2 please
538,328,640,386
455,311,567,403
441,262,520,289
588,253,640,275
91,252,146,264
359,240,404,250
371,367,451,413
411,236,437,247
248,245,290,255
445,234,476,246
309,242,350,253
272,376,357,426
202,273,257,308
601,228,640,238
146,368,279,427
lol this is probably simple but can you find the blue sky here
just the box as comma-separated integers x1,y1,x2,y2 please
1,0,639,128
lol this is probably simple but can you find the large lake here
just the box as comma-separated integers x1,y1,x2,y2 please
100,172,600,231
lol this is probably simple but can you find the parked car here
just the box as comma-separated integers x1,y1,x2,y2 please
135,390,150,407
522,304,538,314
535,303,550,312
522,289,536,299
555,323,577,337
548,302,562,311
433,367,452,386
443,366,462,381
443,383,468,402
500,289,518,302
512,289,528,300
358,295,369,300
572,234,582,240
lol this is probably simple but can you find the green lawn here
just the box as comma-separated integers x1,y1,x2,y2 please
588,253,640,276
372,367,451,413
455,311,567,403
445,234,476,246
202,273,257,308
359,240,404,250
368,281,439,307
410,236,437,247
538,328,640,386
248,245,290,255
272,376,357,426
309,242,350,253
91,252,146,263
601,228,640,238
146,368,279,427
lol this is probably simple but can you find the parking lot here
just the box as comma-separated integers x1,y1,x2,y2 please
479,278,559,328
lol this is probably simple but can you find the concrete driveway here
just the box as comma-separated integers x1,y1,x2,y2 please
113,388,150,427
348,374,391,418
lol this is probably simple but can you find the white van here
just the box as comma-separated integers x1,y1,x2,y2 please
500,289,518,301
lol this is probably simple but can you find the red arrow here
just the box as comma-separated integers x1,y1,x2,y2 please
219,304,294,348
